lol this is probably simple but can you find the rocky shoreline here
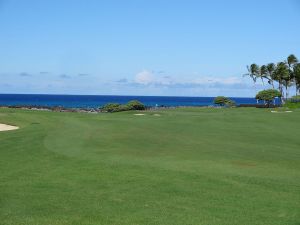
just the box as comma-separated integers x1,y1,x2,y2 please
0,105,100,113
0,103,280,113
0,104,212,113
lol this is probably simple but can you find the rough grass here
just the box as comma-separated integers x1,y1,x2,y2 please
0,108,299,225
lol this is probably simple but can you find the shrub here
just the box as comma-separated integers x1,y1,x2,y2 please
126,100,146,110
214,96,235,107
214,96,228,106
290,95,300,103
225,99,236,107
101,100,145,112
284,100,300,109
101,103,129,112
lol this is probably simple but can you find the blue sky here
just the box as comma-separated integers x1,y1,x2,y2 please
0,0,300,96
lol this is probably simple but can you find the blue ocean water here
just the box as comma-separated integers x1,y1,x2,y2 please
0,94,258,108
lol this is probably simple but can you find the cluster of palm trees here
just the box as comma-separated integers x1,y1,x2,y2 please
244,54,300,102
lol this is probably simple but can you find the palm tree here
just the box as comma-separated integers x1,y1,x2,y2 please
273,62,290,103
287,54,298,96
266,63,276,89
287,54,298,69
282,79,292,99
294,63,300,96
244,64,260,103
259,65,269,88
244,64,259,87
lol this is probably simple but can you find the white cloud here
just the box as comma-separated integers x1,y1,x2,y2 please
0,70,259,96
122,70,258,96
134,70,155,85
133,70,244,87
192,76,243,85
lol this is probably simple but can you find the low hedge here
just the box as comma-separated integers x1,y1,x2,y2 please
101,100,145,113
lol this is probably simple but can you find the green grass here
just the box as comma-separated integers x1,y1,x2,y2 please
0,107,299,225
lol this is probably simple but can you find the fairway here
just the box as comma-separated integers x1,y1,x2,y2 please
0,108,299,225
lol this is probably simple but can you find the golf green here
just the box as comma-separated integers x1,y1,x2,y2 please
0,108,299,225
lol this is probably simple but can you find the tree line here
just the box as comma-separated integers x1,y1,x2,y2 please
244,54,300,102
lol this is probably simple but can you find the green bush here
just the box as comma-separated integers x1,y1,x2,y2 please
214,96,235,107
126,100,146,110
290,95,300,102
225,99,236,107
101,100,145,112
101,103,129,112
284,101,300,109
214,96,228,106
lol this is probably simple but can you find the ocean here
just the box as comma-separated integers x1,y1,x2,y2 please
0,94,260,108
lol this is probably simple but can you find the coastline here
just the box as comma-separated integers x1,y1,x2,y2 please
0,104,211,113
0,103,280,114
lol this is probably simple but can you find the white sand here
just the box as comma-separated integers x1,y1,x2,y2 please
0,123,19,132
271,111,293,113
134,113,145,116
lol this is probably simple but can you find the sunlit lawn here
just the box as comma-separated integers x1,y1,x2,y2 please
0,107,299,225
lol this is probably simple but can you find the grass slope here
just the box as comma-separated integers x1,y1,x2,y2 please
0,108,299,225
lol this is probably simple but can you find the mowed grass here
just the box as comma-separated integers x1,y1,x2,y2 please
0,108,299,225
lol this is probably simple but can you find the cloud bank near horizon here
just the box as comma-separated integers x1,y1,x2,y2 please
0,70,266,97
132,70,246,88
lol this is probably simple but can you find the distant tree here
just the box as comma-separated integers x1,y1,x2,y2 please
259,65,269,87
214,96,227,106
214,96,235,107
126,100,146,110
225,99,236,107
266,63,276,89
244,64,259,89
287,54,298,70
243,54,299,103
287,54,298,97
294,63,300,96
273,62,290,102
255,89,281,107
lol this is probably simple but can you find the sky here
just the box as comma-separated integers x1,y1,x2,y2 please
0,0,300,97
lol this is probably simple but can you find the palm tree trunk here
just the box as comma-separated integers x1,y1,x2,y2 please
279,82,284,104
253,80,259,104
261,78,265,88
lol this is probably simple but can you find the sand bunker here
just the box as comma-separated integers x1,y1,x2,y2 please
153,114,161,116
134,113,145,116
271,111,293,113
0,123,19,132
